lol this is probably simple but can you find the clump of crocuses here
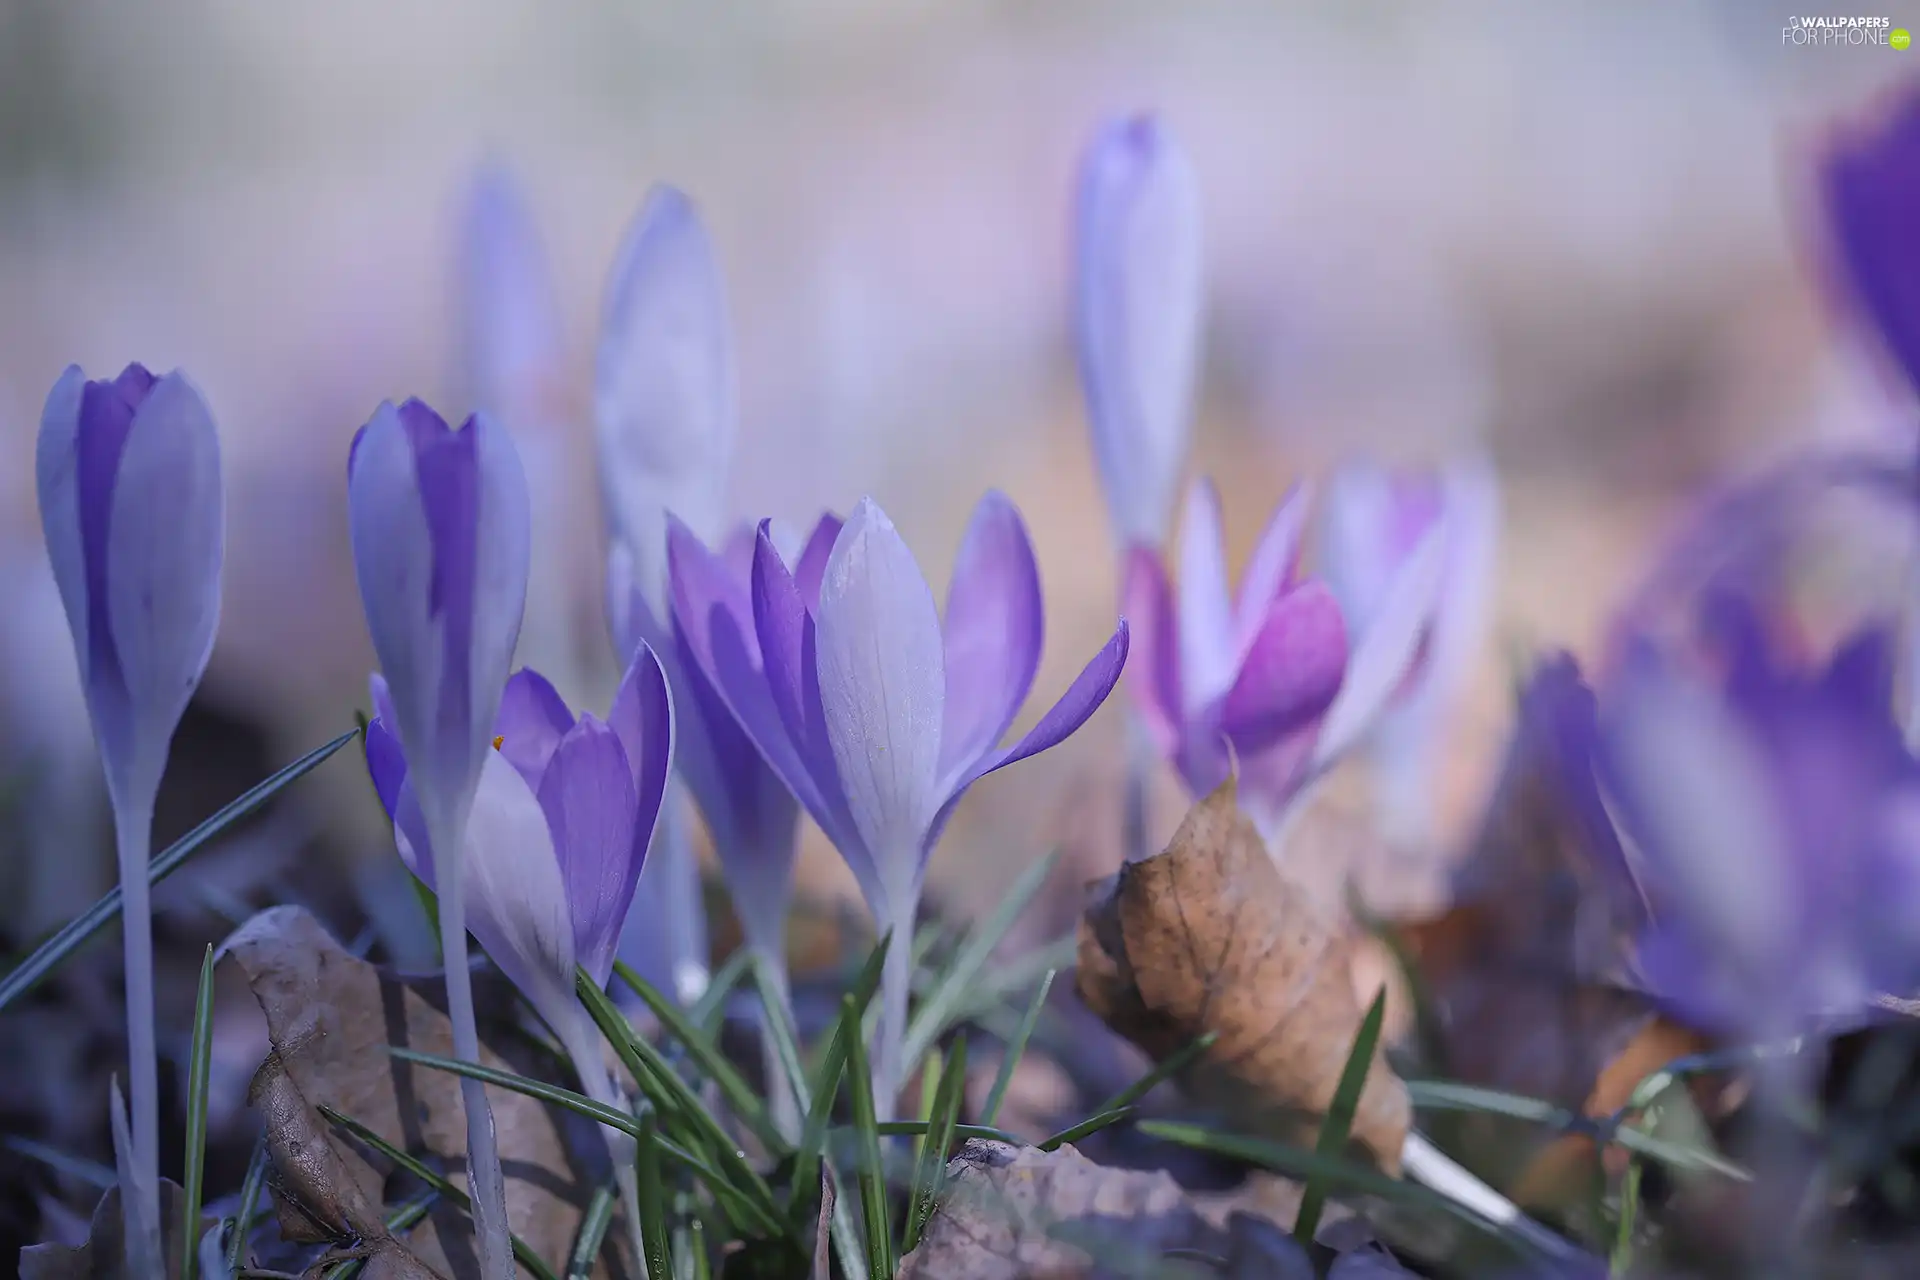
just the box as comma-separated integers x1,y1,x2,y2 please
670,493,1129,1112
37,363,224,1279
348,398,530,1279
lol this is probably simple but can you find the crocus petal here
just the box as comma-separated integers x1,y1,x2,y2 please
537,716,640,987
1120,547,1184,760
1075,114,1202,546
494,668,576,788
460,749,578,1033
1230,482,1312,661
607,641,676,876
1418,457,1501,712
938,491,1043,784
459,164,565,432
1216,582,1347,752
1824,87,1920,395
596,185,735,615
1175,478,1237,715
794,513,845,613
34,365,90,692
813,499,947,903
364,715,409,819
1311,526,1448,771
1320,462,1439,639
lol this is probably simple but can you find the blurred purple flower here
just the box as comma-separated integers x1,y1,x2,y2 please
347,397,529,1278
1125,478,1398,838
669,492,1128,1108
1075,113,1202,548
609,524,802,970
1320,457,1500,840
36,361,224,1278
1823,84,1920,395
1597,606,1920,1037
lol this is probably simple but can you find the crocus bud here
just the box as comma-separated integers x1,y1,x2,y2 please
348,397,529,1280
1823,85,1920,396
348,400,530,835
459,163,567,435
1075,114,1203,548
37,364,224,810
596,185,735,616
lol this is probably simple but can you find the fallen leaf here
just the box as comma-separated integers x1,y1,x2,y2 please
223,905,630,1279
813,1170,835,1280
19,1179,206,1280
894,1138,1250,1279
1077,780,1411,1171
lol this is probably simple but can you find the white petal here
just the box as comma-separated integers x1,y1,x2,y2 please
1175,478,1236,714
595,185,736,617
1311,525,1448,772
1319,462,1405,636
34,365,88,679
813,499,946,903
106,372,225,785
463,749,579,1030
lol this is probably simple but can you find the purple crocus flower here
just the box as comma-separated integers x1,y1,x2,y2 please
37,362,224,1279
1075,113,1202,548
1822,84,1920,395
669,492,1129,1109
1123,478,1359,839
1320,457,1499,842
596,184,736,1004
1596,605,1920,1039
348,398,529,1279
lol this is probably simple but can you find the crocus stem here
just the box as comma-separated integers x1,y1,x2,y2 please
428,812,514,1280
561,1005,647,1274
873,914,914,1123
1122,710,1155,864
752,944,800,1141
112,795,162,1280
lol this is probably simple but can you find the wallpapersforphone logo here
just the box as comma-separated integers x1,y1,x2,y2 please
1782,15,1909,46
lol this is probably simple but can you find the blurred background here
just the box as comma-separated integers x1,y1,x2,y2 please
3,0,1920,1255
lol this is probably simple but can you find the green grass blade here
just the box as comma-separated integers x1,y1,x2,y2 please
1097,1031,1218,1116
899,851,1057,1075
902,1034,968,1255
1037,1107,1138,1153
613,959,783,1152
1405,1080,1749,1180
2,1136,115,1188
840,994,895,1279
981,969,1055,1128
566,1183,617,1280
1295,988,1386,1245
0,728,358,1013
319,1105,562,1280
688,1219,710,1280
180,944,217,1280
575,972,788,1236
637,1109,673,1280
224,1134,269,1271
689,947,756,1035
1140,1121,1542,1259
390,1046,640,1134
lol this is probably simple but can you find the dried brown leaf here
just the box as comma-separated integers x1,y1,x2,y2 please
1076,781,1411,1171
19,1179,206,1280
224,905,628,1280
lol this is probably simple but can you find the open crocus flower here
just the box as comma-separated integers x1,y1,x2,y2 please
348,398,529,1279
1822,83,1920,396
365,645,671,1265
669,492,1129,1110
1074,112,1203,548
37,362,224,1279
1320,457,1499,841
1126,477,1434,840
1596,605,1920,1040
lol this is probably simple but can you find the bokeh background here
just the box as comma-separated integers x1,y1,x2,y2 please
3,0,1920,1255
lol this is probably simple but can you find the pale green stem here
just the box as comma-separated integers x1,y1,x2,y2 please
1123,709,1155,865
752,944,800,1141
426,807,514,1280
873,913,914,1123
112,793,162,1280
560,1003,647,1273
